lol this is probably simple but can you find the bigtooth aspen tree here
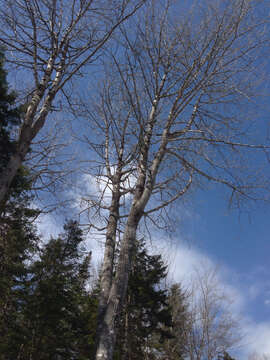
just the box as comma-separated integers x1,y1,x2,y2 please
79,1,270,359
186,269,242,360
0,0,145,207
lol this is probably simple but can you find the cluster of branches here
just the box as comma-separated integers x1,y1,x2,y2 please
1,1,270,359
76,1,270,358
0,0,146,207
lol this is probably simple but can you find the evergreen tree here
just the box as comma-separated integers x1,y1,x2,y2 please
154,283,189,360
0,49,27,210
0,217,98,360
218,351,236,360
0,205,39,359
19,221,97,360
0,50,40,358
0,50,21,164
0,73,97,358
114,240,173,360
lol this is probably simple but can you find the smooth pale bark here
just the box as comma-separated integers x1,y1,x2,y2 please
95,155,149,360
95,208,141,360
0,54,60,207
93,0,270,357
94,65,189,360
95,97,169,359
96,186,121,341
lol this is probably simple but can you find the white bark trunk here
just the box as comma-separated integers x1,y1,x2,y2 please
95,208,140,360
97,189,120,336
0,80,60,207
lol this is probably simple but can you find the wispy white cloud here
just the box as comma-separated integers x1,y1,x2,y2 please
72,171,137,209
35,211,62,240
35,206,105,265
152,236,270,359
243,321,270,355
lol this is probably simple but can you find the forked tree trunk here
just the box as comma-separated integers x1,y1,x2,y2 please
95,208,142,360
0,92,56,209
95,98,164,359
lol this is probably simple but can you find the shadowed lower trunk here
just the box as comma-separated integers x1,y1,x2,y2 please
0,143,30,212
0,153,22,209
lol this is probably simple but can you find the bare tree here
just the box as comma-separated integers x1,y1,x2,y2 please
248,353,270,360
184,269,242,360
0,0,146,208
72,1,270,359
151,270,241,360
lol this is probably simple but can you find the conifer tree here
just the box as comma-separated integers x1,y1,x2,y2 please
20,221,96,360
1,210,98,359
0,51,21,164
0,50,39,358
0,208,38,359
0,76,97,358
154,283,189,360
219,351,236,360
0,50,28,211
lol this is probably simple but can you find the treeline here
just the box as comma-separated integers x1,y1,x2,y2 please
0,52,237,360
0,203,235,360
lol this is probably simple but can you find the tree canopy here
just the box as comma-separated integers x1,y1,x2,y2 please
0,1,270,360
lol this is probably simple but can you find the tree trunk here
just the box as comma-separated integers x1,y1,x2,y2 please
0,133,31,211
95,209,141,360
0,84,58,208
0,153,22,207
96,188,120,343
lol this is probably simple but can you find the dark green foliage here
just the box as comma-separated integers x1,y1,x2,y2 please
0,54,38,355
0,50,21,166
154,283,189,360
0,49,30,212
0,49,240,360
0,190,38,359
0,213,98,360
114,240,173,360
16,221,97,360
0,50,40,358
0,62,97,356
218,351,236,360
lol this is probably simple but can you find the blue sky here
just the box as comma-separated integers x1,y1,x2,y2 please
3,0,270,357
195,189,269,272
33,34,270,360
176,185,270,356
